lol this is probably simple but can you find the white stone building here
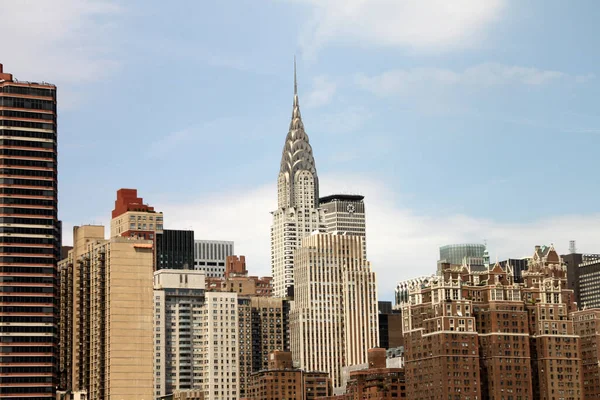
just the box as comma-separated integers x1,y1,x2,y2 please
290,233,379,388
200,292,239,400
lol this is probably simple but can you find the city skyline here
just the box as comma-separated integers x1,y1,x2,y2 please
2,1,600,300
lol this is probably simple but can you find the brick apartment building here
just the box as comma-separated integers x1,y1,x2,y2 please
400,244,584,400
245,351,331,400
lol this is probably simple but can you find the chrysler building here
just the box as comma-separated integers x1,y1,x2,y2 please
271,62,324,297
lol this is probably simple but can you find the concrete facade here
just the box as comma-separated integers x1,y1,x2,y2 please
194,240,234,278
58,225,154,400
153,270,206,398
200,292,239,400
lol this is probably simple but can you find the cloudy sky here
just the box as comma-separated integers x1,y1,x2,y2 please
2,0,599,300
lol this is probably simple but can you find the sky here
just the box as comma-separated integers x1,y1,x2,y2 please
2,0,600,301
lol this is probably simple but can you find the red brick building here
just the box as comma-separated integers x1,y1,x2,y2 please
245,351,331,400
401,245,583,400
572,308,600,399
323,348,406,400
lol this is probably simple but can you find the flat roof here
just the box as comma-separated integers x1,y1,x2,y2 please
319,194,364,203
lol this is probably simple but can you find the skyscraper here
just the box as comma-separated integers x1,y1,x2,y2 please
271,63,323,297
290,233,378,388
0,63,59,399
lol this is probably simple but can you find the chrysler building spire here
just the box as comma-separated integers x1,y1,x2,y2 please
271,60,323,297
278,59,319,209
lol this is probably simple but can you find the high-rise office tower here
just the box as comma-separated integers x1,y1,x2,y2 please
0,64,59,399
200,292,239,400
194,239,234,277
319,194,366,257
290,233,378,388
58,225,154,400
155,229,195,270
153,269,206,398
271,64,323,297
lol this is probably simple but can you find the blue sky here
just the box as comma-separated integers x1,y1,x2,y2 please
3,0,600,300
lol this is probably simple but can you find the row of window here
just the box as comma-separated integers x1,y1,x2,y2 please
0,129,55,140
0,86,55,97
0,157,55,169
0,97,55,111
0,120,54,130
0,110,54,120
0,139,55,149
0,197,56,207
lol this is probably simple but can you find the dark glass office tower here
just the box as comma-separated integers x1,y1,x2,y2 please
155,229,194,270
0,64,59,399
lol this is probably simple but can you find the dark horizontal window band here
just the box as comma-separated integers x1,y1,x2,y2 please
0,336,55,343
0,326,54,333
0,120,54,130
0,296,55,304
0,110,55,120
0,168,55,178
0,149,56,159
0,179,55,188
0,267,55,274
0,129,55,140
0,86,56,98
0,97,55,111
0,188,55,197
0,217,56,225
0,158,55,169
0,237,57,245
0,247,55,255
0,208,56,216
0,139,55,150
0,198,56,207
0,276,54,284
0,256,56,264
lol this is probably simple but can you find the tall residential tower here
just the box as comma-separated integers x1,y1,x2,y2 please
0,63,60,399
271,63,323,297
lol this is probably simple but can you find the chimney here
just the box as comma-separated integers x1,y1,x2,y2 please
0,64,3,73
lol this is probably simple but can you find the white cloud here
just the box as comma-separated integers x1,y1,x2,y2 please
0,0,120,88
356,63,585,96
153,173,600,301
304,76,338,108
292,0,505,57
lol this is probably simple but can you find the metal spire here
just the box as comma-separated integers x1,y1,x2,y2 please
294,56,298,95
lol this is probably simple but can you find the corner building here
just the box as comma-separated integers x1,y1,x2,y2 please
0,64,59,399
271,66,323,297
290,233,378,389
